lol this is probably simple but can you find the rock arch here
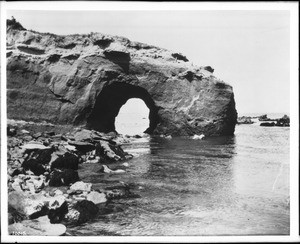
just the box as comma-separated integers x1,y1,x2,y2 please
86,83,159,134
6,22,238,136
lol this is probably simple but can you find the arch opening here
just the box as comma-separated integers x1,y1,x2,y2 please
87,83,159,134
115,98,149,135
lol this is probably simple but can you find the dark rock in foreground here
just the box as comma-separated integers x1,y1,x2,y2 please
68,200,99,225
50,152,80,170
49,169,80,187
6,18,237,136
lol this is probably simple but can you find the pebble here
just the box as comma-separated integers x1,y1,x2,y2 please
192,134,205,140
21,129,30,134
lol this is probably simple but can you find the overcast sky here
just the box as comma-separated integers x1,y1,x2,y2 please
6,8,291,115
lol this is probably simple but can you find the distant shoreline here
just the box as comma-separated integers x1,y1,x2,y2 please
238,112,290,119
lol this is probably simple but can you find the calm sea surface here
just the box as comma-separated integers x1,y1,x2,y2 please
70,117,290,236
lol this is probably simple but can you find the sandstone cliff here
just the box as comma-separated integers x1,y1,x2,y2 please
6,19,237,136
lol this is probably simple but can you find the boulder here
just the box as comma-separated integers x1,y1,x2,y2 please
64,144,77,152
69,181,92,193
8,216,66,236
22,159,46,176
24,197,48,219
73,129,93,141
21,143,51,151
65,200,98,224
68,141,95,153
12,174,47,194
22,147,54,174
50,152,80,170
86,191,107,204
47,200,68,224
95,140,128,162
8,192,48,219
33,147,54,158
8,190,70,223
49,169,80,187
9,167,24,177
7,19,237,137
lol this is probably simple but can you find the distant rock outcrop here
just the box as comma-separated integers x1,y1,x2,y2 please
258,114,275,121
260,115,290,127
6,19,237,136
237,116,254,124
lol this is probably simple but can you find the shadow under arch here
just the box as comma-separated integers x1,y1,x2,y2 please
87,82,160,134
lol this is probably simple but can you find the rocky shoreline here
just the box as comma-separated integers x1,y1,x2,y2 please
7,120,141,236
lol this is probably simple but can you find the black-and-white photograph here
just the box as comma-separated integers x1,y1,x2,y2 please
1,1,299,243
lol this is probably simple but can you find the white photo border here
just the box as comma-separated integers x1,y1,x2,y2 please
1,1,299,243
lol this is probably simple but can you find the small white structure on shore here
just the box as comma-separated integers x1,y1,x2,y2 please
192,134,205,140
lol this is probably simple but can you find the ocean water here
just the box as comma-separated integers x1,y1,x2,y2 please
71,116,290,236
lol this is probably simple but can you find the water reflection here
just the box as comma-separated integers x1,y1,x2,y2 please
77,126,289,235
125,136,238,216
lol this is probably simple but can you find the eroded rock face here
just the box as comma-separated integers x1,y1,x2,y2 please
6,20,237,136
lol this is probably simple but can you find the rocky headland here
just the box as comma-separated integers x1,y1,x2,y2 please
6,18,237,137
